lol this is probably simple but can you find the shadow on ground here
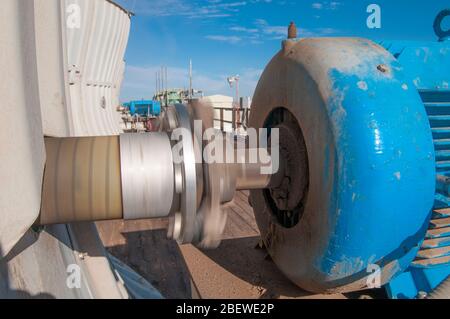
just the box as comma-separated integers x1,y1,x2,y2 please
104,229,193,299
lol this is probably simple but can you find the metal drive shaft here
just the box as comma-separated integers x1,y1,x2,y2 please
39,134,278,227
40,136,123,225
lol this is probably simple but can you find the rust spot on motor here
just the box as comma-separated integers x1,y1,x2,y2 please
377,64,389,73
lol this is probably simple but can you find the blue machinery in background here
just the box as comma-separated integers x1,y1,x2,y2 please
382,10,450,298
123,100,161,117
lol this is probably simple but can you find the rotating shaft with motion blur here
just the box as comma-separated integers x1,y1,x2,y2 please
39,130,281,248
40,136,123,225
40,133,179,225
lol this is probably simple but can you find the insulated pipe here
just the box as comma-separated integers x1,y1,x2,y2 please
40,136,123,225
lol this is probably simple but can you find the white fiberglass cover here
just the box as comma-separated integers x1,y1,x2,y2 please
0,0,130,255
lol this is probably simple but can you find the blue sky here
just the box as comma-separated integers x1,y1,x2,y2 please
115,0,450,101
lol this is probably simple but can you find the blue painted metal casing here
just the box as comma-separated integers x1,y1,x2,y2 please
314,40,436,289
250,38,436,292
124,100,161,117
382,38,450,299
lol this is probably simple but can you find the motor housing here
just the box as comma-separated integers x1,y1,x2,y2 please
250,37,436,293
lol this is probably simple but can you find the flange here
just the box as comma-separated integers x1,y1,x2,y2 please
169,104,198,244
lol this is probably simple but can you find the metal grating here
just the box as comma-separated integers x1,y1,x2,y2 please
413,91,450,267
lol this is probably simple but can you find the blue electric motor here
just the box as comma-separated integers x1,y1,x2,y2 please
249,10,450,297
124,100,161,117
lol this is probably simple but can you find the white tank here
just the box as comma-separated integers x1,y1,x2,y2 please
202,95,234,132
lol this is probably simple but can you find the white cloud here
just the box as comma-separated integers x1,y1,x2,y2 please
206,19,286,45
229,26,259,33
210,1,248,8
255,19,286,37
312,1,341,10
295,27,339,38
205,35,242,44
116,0,248,19
254,18,268,26
262,25,286,36
130,0,191,16
329,1,341,9
213,18,340,45
255,19,339,39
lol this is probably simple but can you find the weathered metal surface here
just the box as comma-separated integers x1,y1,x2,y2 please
382,20,450,298
385,262,450,299
380,42,450,91
250,38,435,293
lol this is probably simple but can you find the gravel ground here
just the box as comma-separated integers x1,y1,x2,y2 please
97,191,386,299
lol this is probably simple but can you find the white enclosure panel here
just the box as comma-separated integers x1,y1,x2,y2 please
34,0,72,137
0,0,46,256
33,0,130,137
0,0,133,298
64,0,131,136
1,0,131,254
